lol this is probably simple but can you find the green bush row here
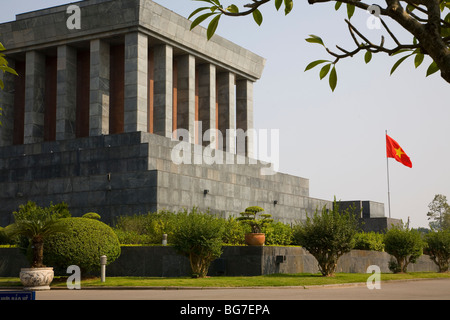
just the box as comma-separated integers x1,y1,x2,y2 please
112,209,385,249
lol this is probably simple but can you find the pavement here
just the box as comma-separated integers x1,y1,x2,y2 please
1,279,448,318
2,278,447,300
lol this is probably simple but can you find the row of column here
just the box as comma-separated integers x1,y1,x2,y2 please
0,31,254,157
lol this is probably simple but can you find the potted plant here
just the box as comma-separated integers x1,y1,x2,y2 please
6,201,69,290
237,206,273,246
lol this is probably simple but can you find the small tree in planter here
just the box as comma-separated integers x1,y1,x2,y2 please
7,201,69,290
237,206,273,246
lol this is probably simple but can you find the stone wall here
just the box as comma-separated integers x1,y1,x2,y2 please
0,246,439,277
0,131,331,226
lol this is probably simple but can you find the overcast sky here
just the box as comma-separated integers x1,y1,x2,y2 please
2,0,449,229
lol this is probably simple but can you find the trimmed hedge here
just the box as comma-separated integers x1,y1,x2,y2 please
44,217,121,273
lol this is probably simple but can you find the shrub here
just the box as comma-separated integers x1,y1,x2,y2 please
171,209,225,278
425,230,450,272
0,226,15,245
264,222,294,246
44,217,121,273
354,232,385,251
113,210,180,245
222,216,246,245
384,224,424,273
293,200,359,276
82,212,101,220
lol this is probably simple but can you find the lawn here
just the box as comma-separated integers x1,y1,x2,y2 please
1,272,449,288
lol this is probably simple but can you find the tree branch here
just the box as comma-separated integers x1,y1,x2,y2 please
217,0,271,16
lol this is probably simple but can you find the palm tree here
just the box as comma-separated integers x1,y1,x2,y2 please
7,202,68,268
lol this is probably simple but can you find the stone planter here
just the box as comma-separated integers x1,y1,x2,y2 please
19,267,54,290
245,233,265,246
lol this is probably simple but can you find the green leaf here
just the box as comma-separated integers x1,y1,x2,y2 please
406,4,416,12
335,2,342,10
190,12,216,30
414,53,424,68
390,54,412,75
188,7,210,20
364,51,372,64
275,0,283,11
319,64,331,80
391,49,413,56
0,79,4,90
304,60,329,71
207,14,221,40
0,42,5,51
284,0,294,15
347,4,355,19
329,66,337,92
227,4,239,13
426,61,439,77
305,34,324,46
252,9,263,26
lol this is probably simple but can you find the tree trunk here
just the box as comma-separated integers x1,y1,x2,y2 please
31,239,45,268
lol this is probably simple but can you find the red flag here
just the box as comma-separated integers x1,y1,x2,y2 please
386,134,412,168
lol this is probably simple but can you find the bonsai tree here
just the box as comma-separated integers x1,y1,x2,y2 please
424,229,450,273
237,206,273,233
384,224,424,273
7,201,69,268
293,200,359,276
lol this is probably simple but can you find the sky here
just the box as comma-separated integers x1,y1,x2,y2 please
1,0,449,229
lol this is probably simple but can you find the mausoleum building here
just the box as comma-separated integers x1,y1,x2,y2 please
0,0,398,231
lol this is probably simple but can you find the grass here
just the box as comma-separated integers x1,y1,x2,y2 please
1,272,448,289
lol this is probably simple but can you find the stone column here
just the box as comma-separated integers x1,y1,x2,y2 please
56,45,77,140
153,44,173,138
89,39,110,136
217,71,235,153
236,79,254,158
124,32,148,133
175,54,195,142
0,59,16,146
197,63,216,147
24,51,46,144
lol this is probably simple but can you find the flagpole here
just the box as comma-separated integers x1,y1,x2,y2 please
385,130,391,218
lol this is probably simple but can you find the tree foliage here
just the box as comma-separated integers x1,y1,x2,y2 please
171,209,225,278
6,201,70,268
425,229,450,272
293,200,359,276
189,0,450,91
384,224,424,273
0,41,18,126
236,206,273,233
427,194,450,231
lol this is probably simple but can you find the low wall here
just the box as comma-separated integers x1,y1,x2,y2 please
0,246,439,277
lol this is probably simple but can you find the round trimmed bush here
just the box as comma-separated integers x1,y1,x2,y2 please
44,217,121,273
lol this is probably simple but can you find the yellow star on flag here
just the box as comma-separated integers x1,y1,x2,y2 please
395,147,404,158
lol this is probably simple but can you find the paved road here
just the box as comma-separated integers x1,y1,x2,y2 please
30,279,449,300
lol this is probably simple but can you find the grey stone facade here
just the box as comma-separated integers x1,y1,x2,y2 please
0,131,330,225
0,0,395,230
